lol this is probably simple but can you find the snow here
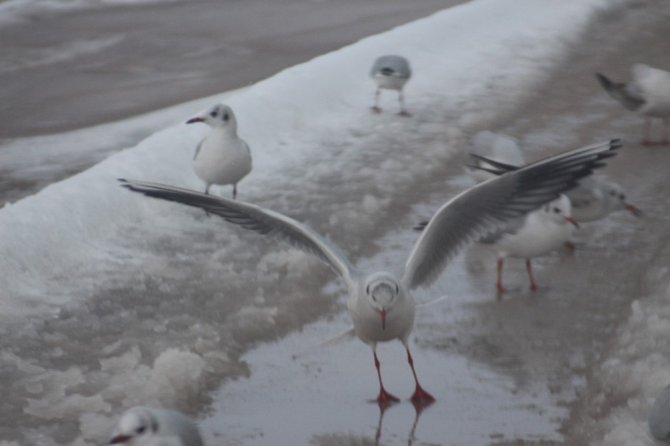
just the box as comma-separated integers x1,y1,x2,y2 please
0,0,178,26
0,0,654,444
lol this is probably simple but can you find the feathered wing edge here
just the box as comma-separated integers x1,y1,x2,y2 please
403,139,622,290
118,179,357,287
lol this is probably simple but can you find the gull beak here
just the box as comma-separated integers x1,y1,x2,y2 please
109,435,132,444
624,203,643,217
565,216,580,228
380,309,387,331
186,117,205,124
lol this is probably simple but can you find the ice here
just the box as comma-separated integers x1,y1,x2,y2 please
0,0,639,444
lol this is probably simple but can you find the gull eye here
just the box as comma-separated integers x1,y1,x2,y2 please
223,113,230,122
553,207,561,214
209,111,217,118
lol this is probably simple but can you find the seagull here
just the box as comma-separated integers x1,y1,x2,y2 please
187,103,252,198
650,384,670,441
479,194,578,293
566,176,642,222
120,139,621,404
370,55,412,116
596,64,670,145
465,130,525,183
109,406,203,446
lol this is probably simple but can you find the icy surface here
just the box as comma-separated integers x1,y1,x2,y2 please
0,0,653,444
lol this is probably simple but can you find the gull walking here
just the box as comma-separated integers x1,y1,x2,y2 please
480,194,578,293
120,140,621,404
596,64,670,145
109,406,203,446
370,55,412,116
466,130,525,183
187,103,252,198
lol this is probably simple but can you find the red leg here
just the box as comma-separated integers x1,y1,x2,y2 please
406,347,435,403
526,259,538,291
373,350,399,404
496,258,506,294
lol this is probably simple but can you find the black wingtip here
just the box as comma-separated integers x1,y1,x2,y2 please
413,221,428,232
595,73,618,93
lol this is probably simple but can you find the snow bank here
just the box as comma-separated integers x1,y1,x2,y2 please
0,0,628,444
571,247,670,445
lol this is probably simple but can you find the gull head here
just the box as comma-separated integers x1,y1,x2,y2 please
542,195,579,227
364,272,401,330
606,182,642,217
186,103,238,131
109,407,159,444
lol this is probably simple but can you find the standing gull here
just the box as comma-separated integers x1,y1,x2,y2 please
120,140,621,404
187,103,252,198
109,406,203,446
370,55,412,116
596,64,670,145
480,194,578,293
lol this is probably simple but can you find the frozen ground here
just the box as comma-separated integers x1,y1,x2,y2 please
2,0,670,445
0,0,458,202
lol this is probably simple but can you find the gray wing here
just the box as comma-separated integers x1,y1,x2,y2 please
119,180,357,287
370,55,411,79
403,139,622,289
596,73,646,111
193,140,203,161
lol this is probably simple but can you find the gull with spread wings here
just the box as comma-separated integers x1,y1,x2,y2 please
120,139,621,404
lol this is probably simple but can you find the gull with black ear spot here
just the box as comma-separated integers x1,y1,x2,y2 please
186,103,252,199
109,406,204,446
121,140,622,404
479,194,579,294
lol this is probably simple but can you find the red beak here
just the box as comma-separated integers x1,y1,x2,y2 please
380,309,386,330
186,117,205,124
625,203,643,217
109,434,132,444
565,216,580,228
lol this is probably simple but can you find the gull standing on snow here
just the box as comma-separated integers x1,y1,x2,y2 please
566,176,642,222
120,140,621,404
479,194,578,293
465,130,525,183
109,406,203,446
187,103,252,199
370,55,412,116
596,64,670,145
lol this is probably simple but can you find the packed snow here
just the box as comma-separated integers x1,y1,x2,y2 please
1,0,666,445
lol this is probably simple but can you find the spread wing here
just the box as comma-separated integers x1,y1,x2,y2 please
403,139,622,289
119,180,357,287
